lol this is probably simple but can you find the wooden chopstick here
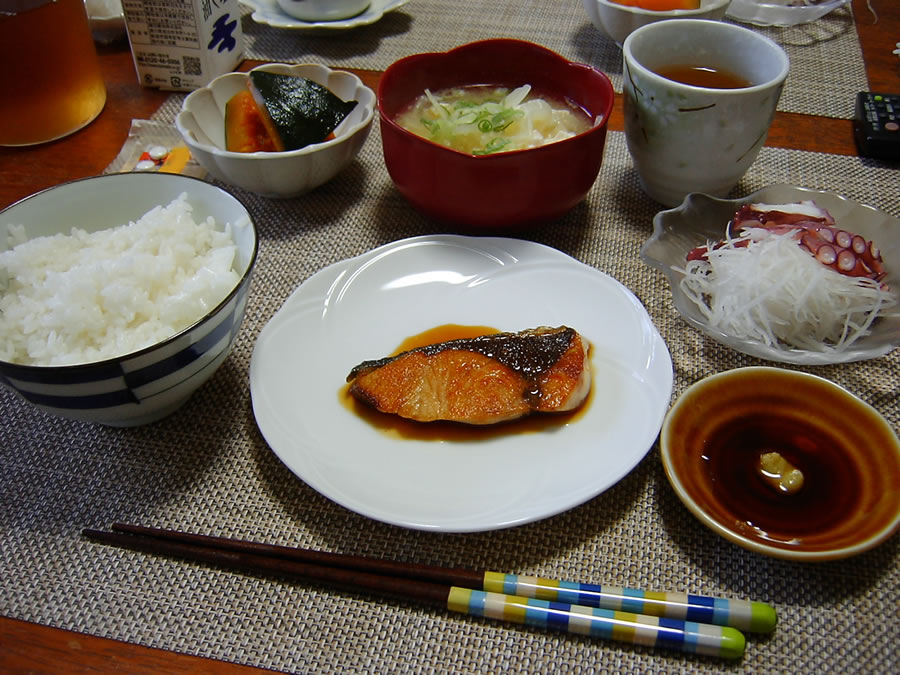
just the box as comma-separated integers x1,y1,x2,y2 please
82,524,759,659
84,525,448,606
110,522,483,589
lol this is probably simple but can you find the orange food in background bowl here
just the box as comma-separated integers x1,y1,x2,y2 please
611,0,700,8
583,0,729,47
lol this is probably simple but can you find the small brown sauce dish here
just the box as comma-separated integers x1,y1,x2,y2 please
660,367,900,561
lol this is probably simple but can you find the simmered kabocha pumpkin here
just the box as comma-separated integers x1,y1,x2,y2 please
224,72,358,153
224,89,282,153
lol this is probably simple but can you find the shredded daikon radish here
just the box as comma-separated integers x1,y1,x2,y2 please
679,230,897,352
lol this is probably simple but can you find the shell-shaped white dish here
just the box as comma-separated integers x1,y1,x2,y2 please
640,185,900,365
241,0,410,29
726,0,851,27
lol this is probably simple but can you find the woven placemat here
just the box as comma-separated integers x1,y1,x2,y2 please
239,0,867,119
1,101,898,673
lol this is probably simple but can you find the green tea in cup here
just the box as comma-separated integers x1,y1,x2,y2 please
653,64,751,89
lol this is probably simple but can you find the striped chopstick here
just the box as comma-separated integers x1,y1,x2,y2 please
82,524,763,659
481,572,775,635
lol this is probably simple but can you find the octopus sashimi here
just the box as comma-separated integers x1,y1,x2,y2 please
687,201,887,285
346,326,591,425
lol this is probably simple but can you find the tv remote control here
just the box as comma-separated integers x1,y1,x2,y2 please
853,92,900,161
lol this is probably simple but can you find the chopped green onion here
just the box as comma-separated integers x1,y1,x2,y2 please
473,137,511,155
421,118,440,135
486,137,510,152
404,83,586,155
491,109,522,132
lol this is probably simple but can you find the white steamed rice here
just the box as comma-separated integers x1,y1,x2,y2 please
0,193,239,366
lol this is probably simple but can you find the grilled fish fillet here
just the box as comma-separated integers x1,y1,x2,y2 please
346,326,591,425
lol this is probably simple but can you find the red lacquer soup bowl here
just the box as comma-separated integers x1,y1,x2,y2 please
377,39,615,229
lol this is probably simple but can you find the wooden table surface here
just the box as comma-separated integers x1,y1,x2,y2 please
0,1,897,671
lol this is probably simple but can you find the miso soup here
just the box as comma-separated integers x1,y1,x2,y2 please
394,84,593,155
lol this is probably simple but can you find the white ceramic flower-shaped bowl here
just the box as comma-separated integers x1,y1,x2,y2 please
176,63,375,198
582,0,731,47
640,184,900,365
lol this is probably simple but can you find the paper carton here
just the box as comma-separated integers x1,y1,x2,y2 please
122,0,244,91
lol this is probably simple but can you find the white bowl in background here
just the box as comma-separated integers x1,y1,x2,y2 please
242,0,409,30
176,63,375,198
583,0,731,47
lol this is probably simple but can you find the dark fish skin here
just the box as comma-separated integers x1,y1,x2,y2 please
346,326,592,425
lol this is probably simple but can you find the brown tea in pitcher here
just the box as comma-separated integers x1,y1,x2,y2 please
654,64,751,89
0,0,107,146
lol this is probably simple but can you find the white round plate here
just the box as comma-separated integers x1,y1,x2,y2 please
250,235,673,532
241,0,410,29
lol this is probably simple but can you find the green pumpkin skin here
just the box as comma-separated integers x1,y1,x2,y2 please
249,71,358,151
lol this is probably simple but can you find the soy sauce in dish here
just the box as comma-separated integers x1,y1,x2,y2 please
701,413,862,545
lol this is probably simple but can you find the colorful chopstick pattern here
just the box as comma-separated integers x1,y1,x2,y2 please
447,587,745,659
482,572,776,634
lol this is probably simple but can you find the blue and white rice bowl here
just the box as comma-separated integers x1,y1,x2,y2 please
0,172,258,426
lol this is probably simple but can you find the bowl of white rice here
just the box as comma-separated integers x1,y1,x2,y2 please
0,172,258,426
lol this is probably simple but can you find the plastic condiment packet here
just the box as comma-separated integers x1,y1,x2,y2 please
106,119,207,178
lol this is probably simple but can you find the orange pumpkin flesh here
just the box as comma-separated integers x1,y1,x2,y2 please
224,89,283,153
